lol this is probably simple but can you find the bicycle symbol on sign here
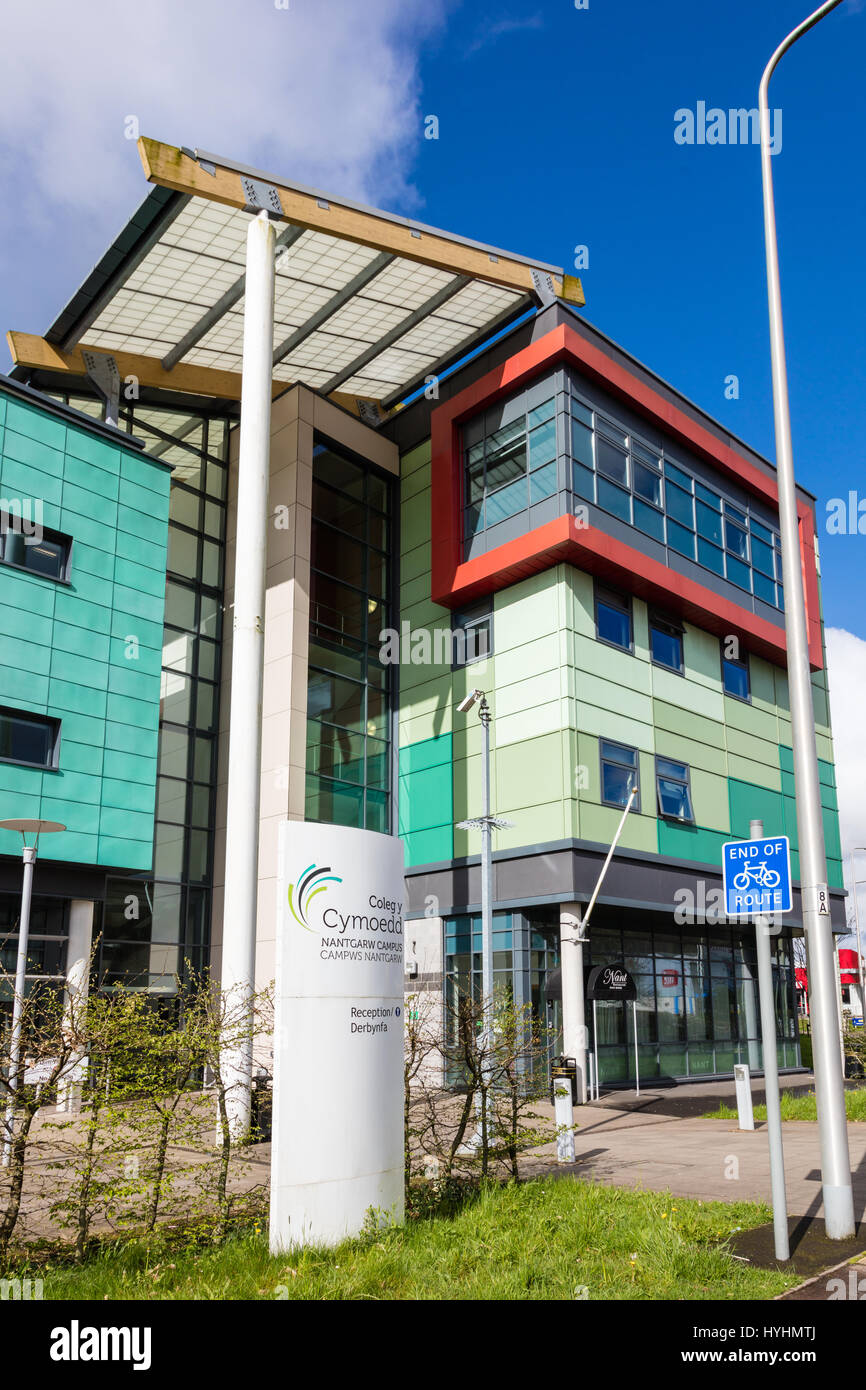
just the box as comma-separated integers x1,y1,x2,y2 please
732,860,781,892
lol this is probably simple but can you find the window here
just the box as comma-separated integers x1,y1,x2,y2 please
463,390,557,554
600,740,640,809
656,757,694,822
307,438,393,833
0,707,60,769
452,601,493,668
722,649,751,701
649,612,683,673
595,583,632,651
565,376,784,608
0,513,71,582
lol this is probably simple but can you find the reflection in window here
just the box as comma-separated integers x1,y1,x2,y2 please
306,438,393,833
722,651,751,701
649,614,683,672
565,378,783,608
596,583,632,650
462,394,557,555
600,740,640,809
655,757,694,822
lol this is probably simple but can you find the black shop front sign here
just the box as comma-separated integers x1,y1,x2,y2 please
586,963,637,1002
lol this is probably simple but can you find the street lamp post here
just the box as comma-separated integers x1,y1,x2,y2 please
758,0,854,1238
455,688,513,1149
0,819,65,1166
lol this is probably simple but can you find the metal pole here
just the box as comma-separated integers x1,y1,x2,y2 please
592,998,598,1100
850,850,865,1018
480,699,493,1037
560,904,587,1103
750,819,789,1260
220,209,276,1141
759,0,854,1239
633,1000,639,1097
2,846,36,1166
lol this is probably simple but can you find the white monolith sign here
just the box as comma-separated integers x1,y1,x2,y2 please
269,820,405,1251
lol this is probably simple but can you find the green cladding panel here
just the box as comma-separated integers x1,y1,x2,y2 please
399,734,454,867
0,384,171,871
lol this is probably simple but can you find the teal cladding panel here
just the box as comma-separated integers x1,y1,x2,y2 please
0,385,170,870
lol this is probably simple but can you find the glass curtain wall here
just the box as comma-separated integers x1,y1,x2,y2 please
103,405,229,993
588,911,800,1083
444,910,560,1081
305,438,393,833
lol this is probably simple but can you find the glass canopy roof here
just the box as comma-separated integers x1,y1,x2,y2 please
25,145,571,410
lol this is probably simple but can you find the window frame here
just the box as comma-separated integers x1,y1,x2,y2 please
600,738,641,811
0,511,73,584
462,389,559,554
564,374,784,611
655,756,695,824
721,647,751,703
594,581,634,654
649,610,684,675
452,599,493,669
0,705,62,771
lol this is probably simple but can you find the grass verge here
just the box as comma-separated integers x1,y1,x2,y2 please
704,1087,866,1123
17,1179,804,1301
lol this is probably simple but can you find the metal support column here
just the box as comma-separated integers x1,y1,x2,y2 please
220,210,276,1140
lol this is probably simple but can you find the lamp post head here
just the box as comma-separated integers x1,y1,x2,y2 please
0,819,66,852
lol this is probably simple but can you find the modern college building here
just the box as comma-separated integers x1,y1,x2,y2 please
0,139,845,1089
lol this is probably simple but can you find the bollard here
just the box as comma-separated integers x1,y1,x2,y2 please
734,1063,755,1131
554,1075,576,1163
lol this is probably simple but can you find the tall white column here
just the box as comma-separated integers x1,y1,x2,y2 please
220,210,276,1139
559,902,587,1104
57,899,94,1114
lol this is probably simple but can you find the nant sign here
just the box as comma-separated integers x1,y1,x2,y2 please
586,963,637,1002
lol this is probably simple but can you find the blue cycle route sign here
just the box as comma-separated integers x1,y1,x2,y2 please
722,835,792,917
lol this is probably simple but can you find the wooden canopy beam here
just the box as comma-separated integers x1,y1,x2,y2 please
137,139,585,306
6,332,392,421
7,332,250,401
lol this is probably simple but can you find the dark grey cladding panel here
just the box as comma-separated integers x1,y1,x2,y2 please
405,841,846,932
0,859,107,901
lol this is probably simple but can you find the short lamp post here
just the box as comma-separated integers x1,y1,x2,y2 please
0,818,65,1166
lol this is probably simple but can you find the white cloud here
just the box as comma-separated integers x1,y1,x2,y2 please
0,0,454,337
464,13,544,56
826,627,866,914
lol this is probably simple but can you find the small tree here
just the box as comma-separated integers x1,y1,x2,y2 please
0,983,83,1266
405,987,558,1190
181,968,273,1242
47,988,150,1260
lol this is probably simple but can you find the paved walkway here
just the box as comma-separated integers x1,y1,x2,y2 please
525,1080,866,1225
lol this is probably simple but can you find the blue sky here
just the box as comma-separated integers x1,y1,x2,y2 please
413,0,866,637
1,1,863,630
1,0,865,850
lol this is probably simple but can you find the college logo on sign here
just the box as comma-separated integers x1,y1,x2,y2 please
287,863,343,932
